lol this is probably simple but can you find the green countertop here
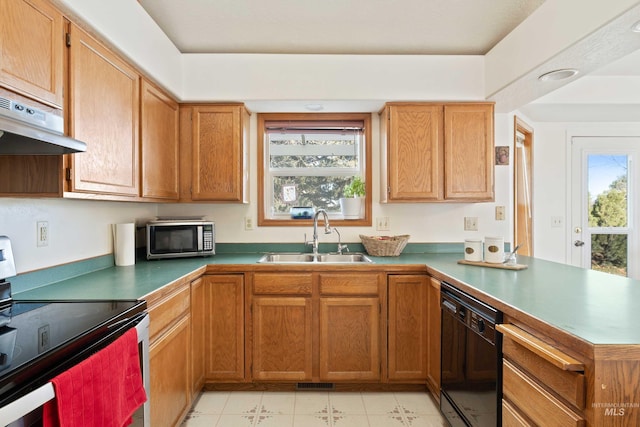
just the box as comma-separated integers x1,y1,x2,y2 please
13,251,640,345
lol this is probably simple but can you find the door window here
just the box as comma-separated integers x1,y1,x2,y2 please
571,137,638,278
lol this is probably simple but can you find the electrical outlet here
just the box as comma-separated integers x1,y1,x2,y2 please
376,217,390,231
495,206,505,221
37,221,49,247
244,216,254,231
464,217,478,231
551,216,564,228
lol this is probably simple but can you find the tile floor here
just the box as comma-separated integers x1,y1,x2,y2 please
182,390,448,427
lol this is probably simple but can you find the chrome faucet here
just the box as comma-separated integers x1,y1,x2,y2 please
307,209,332,255
333,228,349,254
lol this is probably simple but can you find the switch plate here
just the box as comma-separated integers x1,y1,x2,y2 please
495,206,505,221
376,217,390,231
37,221,49,247
464,217,478,231
244,216,254,231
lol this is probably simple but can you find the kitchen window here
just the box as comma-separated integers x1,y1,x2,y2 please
257,113,371,226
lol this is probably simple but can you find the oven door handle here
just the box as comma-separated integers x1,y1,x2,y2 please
0,382,55,425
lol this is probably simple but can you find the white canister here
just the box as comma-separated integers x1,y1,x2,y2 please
484,236,504,263
464,239,483,262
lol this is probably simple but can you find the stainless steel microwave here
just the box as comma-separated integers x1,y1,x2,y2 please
146,220,215,260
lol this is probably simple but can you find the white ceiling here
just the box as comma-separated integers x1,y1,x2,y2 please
138,0,545,55
138,0,640,121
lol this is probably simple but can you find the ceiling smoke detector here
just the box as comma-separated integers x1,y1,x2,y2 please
538,68,579,82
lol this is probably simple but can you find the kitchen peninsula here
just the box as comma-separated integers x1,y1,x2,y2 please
13,250,640,427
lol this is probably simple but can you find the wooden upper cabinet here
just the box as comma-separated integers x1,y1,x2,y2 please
382,104,443,201
67,23,140,196
141,79,179,200
381,102,494,202
444,104,494,200
180,104,250,202
0,0,64,108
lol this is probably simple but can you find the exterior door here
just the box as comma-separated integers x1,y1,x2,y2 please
571,137,639,278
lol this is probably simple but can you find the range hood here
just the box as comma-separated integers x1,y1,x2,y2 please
0,96,86,155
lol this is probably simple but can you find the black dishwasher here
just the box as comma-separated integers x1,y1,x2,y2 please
440,282,502,427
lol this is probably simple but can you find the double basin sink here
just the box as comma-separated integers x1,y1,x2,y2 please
258,252,373,264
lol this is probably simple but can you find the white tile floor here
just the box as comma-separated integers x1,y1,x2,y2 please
182,391,448,427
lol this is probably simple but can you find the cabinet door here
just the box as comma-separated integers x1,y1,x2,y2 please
252,296,313,381
386,104,443,201
444,104,494,200
0,0,64,107
388,275,428,381
319,297,380,381
205,274,245,381
427,277,441,394
67,23,140,196
191,105,246,201
190,278,205,395
141,79,179,200
149,315,191,427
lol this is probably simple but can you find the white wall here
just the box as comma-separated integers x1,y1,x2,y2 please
0,199,157,274
527,120,640,264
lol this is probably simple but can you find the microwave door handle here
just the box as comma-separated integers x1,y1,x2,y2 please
197,226,203,251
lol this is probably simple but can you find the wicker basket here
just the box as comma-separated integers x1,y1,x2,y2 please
359,234,410,256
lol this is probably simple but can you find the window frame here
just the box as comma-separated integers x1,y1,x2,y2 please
257,112,372,227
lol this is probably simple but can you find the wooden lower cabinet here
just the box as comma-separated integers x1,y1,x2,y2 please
147,282,192,427
319,297,380,381
250,271,383,383
204,274,245,381
252,296,313,380
498,323,586,427
388,274,428,381
149,315,191,427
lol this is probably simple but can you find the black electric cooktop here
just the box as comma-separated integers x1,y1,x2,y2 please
0,298,146,406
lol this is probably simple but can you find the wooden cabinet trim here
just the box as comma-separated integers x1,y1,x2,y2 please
497,324,584,372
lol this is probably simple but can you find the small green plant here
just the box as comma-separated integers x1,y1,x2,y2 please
344,176,365,198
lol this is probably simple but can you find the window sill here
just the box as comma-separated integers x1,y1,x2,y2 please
258,218,371,227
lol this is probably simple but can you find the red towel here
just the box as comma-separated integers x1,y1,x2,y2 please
43,328,147,427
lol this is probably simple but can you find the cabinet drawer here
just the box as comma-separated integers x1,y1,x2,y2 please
502,399,533,427
319,273,380,295
499,324,585,409
148,286,190,342
503,360,585,427
253,273,313,295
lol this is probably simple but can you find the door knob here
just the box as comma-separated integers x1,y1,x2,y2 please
574,240,585,247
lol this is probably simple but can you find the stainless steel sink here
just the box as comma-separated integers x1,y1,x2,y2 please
257,252,373,264
257,253,316,263
317,253,373,263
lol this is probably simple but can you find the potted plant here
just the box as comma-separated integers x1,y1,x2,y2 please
340,176,365,219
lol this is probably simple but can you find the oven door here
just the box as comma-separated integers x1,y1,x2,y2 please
0,313,150,427
440,287,500,427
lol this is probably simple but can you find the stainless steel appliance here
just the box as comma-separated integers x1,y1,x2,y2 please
146,218,215,260
0,95,86,155
0,236,149,426
440,282,502,427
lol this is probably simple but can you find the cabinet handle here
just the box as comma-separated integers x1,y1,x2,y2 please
497,324,584,372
